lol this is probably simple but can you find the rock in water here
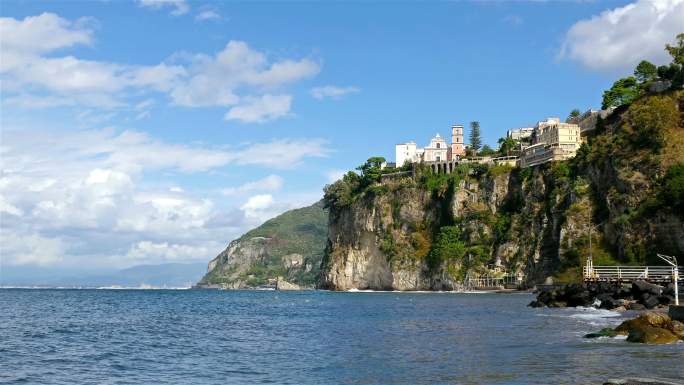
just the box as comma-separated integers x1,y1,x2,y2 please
626,325,679,344
584,328,618,338
275,277,301,291
614,312,682,344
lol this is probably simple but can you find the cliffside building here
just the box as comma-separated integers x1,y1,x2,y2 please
395,125,465,166
519,117,582,167
507,127,534,142
566,107,615,135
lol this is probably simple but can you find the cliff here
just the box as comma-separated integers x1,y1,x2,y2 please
197,201,328,289
319,91,684,290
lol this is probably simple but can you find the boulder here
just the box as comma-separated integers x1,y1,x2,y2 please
639,312,671,328
632,281,664,297
627,302,646,311
642,295,660,309
614,312,680,344
275,277,301,291
626,325,679,344
597,293,618,309
667,320,684,339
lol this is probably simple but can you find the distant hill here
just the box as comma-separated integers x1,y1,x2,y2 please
197,200,328,288
0,263,207,288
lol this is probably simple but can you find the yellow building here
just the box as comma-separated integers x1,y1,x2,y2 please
520,118,581,167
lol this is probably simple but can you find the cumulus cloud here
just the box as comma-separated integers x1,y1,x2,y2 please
225,94,293,123
559,0,684,70
310,85,360,100
0,13,320,123
221,175,283,196
139,0,190,16
0,128,330,268
171,41,319,108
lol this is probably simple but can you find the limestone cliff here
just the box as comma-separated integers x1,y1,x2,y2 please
197,201,328,289
319,91,684,290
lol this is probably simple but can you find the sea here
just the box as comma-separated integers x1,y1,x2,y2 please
1,289,682,385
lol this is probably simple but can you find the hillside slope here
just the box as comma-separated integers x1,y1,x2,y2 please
197,201,328,288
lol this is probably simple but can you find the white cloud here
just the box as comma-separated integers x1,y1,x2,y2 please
325,169,347,183
139,0,190,16
231,138,331,169
0,127,330,268
1,14,320,123
170,41,319,109
0,12,92,55
559,0,684,70
310,85,360,100
196,10,221,21
240,194,277,224
225,94,293,123
221,175,283,196
125,241,211,262
0,232,65,266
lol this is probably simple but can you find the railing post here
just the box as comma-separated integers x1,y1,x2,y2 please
645,266,648,279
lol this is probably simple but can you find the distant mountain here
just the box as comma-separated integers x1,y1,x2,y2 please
0,263,207,288
197,200,328,289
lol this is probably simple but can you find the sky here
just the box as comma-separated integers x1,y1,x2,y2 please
1,0,683,279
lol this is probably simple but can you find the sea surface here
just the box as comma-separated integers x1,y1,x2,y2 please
1,289,682,385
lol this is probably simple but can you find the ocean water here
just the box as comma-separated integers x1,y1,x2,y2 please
0,289,682,385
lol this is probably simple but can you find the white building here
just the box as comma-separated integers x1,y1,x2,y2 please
395,141,418,167
423,134,448,162
395,125,464,166
507,127,534,141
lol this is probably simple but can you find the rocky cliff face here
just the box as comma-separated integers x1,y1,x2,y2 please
319,91,684,290
197,201,328,289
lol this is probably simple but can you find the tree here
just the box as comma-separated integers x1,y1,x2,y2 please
469,121,482,152
664,33,684,88
568,109,581,121
356,156,385,187
497,137,518,156
601,76,639,109
665,33,684,66
479,144,496,156
634,60,658,83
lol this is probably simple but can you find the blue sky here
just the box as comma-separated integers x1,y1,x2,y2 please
1,0,682,277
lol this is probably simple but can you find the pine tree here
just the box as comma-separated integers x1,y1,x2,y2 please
469,121,482,152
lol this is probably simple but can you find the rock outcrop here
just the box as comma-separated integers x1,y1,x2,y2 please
586,312,684,344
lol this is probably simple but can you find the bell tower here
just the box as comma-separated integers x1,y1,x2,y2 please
451,124,465,158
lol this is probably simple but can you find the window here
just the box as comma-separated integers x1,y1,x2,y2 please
436,156,441,161
436,143,440,148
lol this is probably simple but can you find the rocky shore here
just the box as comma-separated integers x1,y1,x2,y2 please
528,280,678,311
585,311,684,344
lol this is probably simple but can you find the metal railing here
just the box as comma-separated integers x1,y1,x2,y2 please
583,265,684,282
466,274,524,288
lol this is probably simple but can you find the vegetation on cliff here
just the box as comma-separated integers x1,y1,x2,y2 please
199,201,328,288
